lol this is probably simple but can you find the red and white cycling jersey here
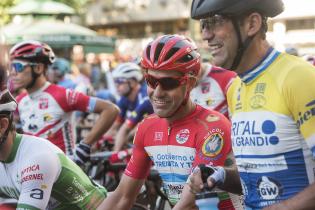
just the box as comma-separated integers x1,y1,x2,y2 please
16,82,95,155
191,65,237,118
125,105,242,209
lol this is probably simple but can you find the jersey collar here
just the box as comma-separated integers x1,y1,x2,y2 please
4,133,22,163
239,47,280,84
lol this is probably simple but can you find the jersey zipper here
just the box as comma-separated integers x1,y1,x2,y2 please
167,126,175,185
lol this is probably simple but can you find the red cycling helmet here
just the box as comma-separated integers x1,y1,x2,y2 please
9,40,55,65
141,34,201,76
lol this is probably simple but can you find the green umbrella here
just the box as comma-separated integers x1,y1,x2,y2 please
8,0,75,15
4,19,115,53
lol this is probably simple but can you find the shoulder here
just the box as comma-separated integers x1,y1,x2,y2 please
137,114,162,129
195,106,231,128
209,66,237,83
20,134,63,154
18,135,61,173
273,54,315,87
16,91,28,103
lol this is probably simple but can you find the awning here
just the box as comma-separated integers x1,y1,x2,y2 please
8,0,75,15
4,18,115,54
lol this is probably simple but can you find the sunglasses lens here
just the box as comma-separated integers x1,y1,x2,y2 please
159,77,181,90
11,62,25,73
114,78,128,84
145,76,158,89
145,75,181,90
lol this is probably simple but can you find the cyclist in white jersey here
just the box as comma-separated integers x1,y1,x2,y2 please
9,40,119,165
0,86,108,210
190,62,237,118
189,0,315,209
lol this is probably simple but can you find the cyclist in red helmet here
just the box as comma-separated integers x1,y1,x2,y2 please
99,34,242,210
9,40,119,165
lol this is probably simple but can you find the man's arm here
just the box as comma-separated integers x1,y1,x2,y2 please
262,182,315,210
113,122,132,151
173,185,198,210
97,174,144,210
83,99,119,145
18,152,60,209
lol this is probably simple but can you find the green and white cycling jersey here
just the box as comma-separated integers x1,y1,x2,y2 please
0,134,107,210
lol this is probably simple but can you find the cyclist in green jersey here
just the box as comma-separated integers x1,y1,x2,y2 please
0,79,107,210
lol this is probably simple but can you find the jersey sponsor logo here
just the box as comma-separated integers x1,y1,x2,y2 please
232,120,279,147
257,176,282,200
21,164,44,183
154,132,163,141
250,95,266,109
202,133,224,157
154,153,194,168
235,87,242,110
130,111,137,118
39,98,49,109
201,82,210,93
30,188,44,200
206,99,214,106
21,164,40,176
255,83,266,94
166,183,184,195
43,113,53,122
296,99,315,128
67,89,79,106
176,129,190,144
27,114,38,132
206,114,220,122
21,173,44,183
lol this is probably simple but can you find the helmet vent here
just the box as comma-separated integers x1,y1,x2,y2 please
146,45,151,60
154,43,165,63
178,54,193,63
165,47,179,62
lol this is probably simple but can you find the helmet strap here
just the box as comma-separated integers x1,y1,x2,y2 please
230,19,255,70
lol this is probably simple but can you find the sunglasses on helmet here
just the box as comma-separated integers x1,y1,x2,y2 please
144,74,188,91
11,61,37,73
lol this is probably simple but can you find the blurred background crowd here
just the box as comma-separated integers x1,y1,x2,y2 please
0,0,315,94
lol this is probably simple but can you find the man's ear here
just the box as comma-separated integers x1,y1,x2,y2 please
187,77,197,91
0,117,9,135
246,12,263,36
34,63,45,74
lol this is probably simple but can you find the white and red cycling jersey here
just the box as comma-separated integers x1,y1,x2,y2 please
191,64,237,118
16,82,97,155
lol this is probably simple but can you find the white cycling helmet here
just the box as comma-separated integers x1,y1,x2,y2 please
112,62,143,82
0,89,17,113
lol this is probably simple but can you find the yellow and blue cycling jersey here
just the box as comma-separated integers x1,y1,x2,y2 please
227,48,315,209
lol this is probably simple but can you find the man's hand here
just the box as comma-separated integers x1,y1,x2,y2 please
74,141,91,165
188,165,226,194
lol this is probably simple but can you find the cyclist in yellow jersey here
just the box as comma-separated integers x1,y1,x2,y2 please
189,0,315,209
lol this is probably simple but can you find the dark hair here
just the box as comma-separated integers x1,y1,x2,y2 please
0,65,7,91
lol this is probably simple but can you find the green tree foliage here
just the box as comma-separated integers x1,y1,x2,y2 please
0,0,19,25
54,0,89,13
